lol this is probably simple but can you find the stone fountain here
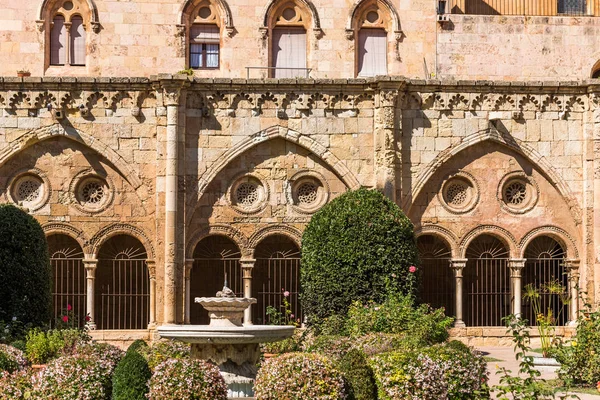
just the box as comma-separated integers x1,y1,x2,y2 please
158,283,294,398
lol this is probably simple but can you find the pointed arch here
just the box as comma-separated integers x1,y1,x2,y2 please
346,0,401,34
0,124,143,190
179,0,234,31
88,223,155,259
407,128,581,223
186,224,249,259
38,0,99,31
188,125,360,223
261,0,321,31
519,225,579,259
459,225,518,259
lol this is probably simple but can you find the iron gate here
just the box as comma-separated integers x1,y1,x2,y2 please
418,235,454,316
464,235,511,326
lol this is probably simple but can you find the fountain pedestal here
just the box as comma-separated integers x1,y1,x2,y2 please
158,288,294,398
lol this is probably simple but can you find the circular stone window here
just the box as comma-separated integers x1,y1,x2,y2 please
75,176,111,213
288,173,329,214
282,7,297,21
63,1,74,11
439,173,479,214
229,176,268,214
9,173,48,211
198,6,212,19
366,10,379,23
498,173,538,214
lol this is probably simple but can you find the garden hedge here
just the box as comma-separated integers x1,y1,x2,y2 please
0,204,51,327
300,188,419,326
112,349,151,400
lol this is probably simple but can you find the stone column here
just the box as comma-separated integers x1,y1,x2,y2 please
240,258,256,326
450,259,467,328
565,259,581,326
147,260,156,328
64,22,72,65
162,80,185,325
83,257,98,330
375,84,402,202
509,259,526,318
184,259,194,324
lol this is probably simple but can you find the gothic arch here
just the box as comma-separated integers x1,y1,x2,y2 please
407,128,581,223
415,225,459,258
42,222,87,250
459,225,519,259
0,124,143,190
179,0,234,32
248,224,303,257
346,0,402,35
261,0,321,31
188,125,360,224
88,223,155,259
519,226,579,259
186,224,249,259
37,0,99,31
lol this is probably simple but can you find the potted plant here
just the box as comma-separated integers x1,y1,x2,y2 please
17,70,30,78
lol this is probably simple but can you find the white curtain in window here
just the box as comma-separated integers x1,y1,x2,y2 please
190,24,220,69
272,27,307,78
206,44,219,68
70,16,86,65
50,16,66,65
358,28,387,77
190,44,203,68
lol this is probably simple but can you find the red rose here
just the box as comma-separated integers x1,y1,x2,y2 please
62,315,68,322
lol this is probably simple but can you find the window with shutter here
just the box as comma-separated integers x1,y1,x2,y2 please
190,24,220,69
272,27,306,78
358,28,387,77
50,16,66,65
70,16,86,66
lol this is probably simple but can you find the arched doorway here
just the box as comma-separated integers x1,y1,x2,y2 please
47,234,86,327
523,236,568,326
190,235,242,324
464,234,510,326
96,235,149,330
253,235,301,325
417,235,454,316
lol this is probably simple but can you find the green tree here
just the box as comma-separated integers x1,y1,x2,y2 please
0,204,51,327
300,188,419,327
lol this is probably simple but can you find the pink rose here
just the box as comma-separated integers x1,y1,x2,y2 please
409,266,417,273
283,291,290,297
290,314,295,319
62,315,69,322
67,304,72,311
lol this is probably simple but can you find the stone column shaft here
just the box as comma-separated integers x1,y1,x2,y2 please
147,260,156,328
509,259,526,318
450,259,467,328
83,257,98,330
566,259,581,326
241,258,256,326
184,259,194,324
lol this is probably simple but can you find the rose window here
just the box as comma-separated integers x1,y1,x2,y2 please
445,183,468,206
297,182,318,205
235,183,259,207
504,181,527,205
16,177,42,203
81,181,105,204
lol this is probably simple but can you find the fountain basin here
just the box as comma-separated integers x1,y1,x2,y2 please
195,297,257,327
157,325,295,344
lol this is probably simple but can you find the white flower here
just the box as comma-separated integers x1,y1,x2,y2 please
11,317,16,321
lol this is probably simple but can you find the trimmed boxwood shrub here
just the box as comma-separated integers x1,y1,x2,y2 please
0,205,52,328
148,358,227,400
338,349,377,400
300,188,419,326
126,339,149,355
254,352,348,399
112,350,151,400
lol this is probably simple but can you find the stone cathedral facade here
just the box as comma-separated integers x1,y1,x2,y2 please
1,0,600,344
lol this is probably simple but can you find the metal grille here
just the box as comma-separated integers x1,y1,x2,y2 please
48,235,86,327
464,235,510,326
191,236,242,324
254,236,302,325
522,236,568,326
97,235,149,330
418,235,454,316
448,0,589,15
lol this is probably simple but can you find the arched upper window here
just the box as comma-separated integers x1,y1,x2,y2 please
40,0,96,68
347,0,402,77
591,60,600,78
186,0,222,70
263,0,318,78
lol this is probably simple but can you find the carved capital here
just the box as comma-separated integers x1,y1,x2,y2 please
450,259,467,277
259,27,268,41
509,259,526,277
345,29,354,40
83,258,98,278
225,27,235,38
146,260,156,279
564,259,581,279
36,20,45,32
379,90,398,108
162,85,183,107
184,259,194,279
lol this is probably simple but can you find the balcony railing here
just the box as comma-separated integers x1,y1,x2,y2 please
447,0,595,15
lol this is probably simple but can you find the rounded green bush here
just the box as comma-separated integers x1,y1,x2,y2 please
255,352,348,399
126,339,149,355
300,188,419,326
112,350,151,400
339,349,377,400
0,205,51,327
